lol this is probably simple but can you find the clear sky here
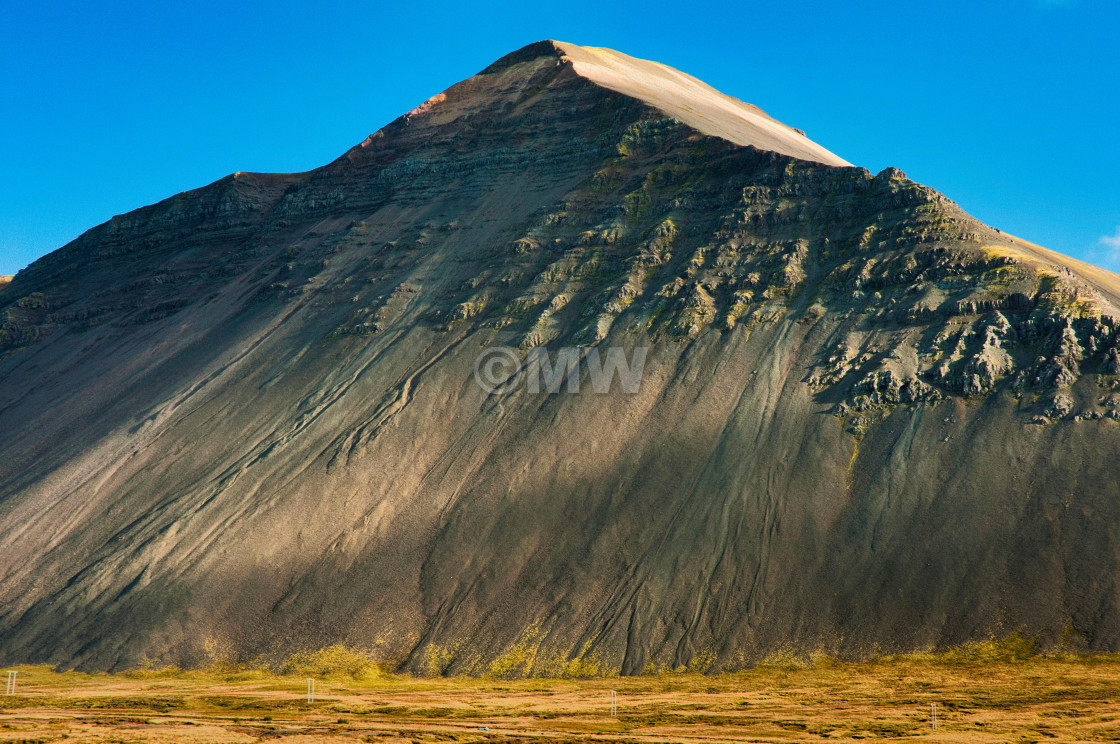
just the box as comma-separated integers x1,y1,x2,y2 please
2,0,1118,276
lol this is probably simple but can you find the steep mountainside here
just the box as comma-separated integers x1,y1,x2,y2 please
3,41,1120,674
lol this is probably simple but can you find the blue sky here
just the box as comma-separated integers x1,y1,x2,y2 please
2,0,1118,276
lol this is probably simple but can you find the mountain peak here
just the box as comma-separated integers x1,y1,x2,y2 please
479,40,850,167
477,39,567,73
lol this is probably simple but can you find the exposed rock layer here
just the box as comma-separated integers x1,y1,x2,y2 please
2,41,1120,673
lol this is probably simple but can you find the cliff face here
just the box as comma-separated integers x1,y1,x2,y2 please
3,41,1120,674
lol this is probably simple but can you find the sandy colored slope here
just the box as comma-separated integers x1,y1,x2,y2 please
554,41,851,167
997,231,1120,310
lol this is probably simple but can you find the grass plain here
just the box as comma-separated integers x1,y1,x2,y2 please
2,644,1120,743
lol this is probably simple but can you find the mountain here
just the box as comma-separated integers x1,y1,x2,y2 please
3,40,1120,674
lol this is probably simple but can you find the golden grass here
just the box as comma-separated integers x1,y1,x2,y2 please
3,645,1120,743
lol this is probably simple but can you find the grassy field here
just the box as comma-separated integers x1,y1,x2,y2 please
2,648,1120,743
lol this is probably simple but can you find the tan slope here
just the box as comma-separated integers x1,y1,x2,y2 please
998,231,1120,312
552,40,851,167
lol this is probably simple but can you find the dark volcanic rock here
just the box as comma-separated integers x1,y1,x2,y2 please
3,41,1120,674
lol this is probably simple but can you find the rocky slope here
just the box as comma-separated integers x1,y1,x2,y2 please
3,41,1120,674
